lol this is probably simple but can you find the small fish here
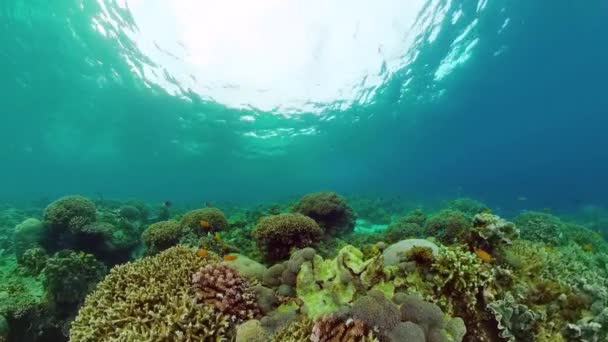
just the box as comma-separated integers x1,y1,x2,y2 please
223,254,238,261
517,196,528,201
214,232,221,241
474,248,493,262
200,220,212,229
164,201,173,207
481,209,493,214
196,249,209,258
583,244,594,252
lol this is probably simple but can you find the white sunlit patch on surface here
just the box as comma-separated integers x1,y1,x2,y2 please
113,0,430,113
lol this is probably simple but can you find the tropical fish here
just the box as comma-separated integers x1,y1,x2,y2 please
200,220,212,229
196,249,209,258
214,232,221,241
164,201,173,207
223,255,238,261
517,196,528,201
583,244,594,252
474,248,493,262
481,209,493,214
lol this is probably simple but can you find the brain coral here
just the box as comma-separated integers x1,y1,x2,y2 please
43,195,96,232
192,264,261,322
253,213,323,262
69,246,232,341
181,207,229,232
141,220,183,254
292,192,356,235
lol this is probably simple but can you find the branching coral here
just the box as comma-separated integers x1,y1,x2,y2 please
292,192,356,235
253,214,323,262
69,246,232,341
431,246,495,313
192,264,261,322
271,317,314,342
311,315,378,342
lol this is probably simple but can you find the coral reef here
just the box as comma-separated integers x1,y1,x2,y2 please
382,238,439,266
514,211,567,245
447,198,489,217
1,195,607,342
43,250,106,311
253,214,323,262
424,209,472,245
236,319,268,342
69,246,232,341
192,263,261,322
292,192,356,235
141,219,183,254
43,196,96,233
12,218,44,261
311,315,378,342
181,207,229,232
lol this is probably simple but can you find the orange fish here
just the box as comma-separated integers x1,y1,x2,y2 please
474,248,493,262
196,249,209,258
223,254,238,261
200,220,211,229
214,232,221,241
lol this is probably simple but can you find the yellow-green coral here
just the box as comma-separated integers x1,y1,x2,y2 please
69,246,231,341
271,317,314,342
431,246,495,313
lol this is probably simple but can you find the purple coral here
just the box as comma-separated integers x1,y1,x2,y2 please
192,264,261,322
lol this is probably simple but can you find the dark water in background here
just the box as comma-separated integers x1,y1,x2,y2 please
1,0,607,213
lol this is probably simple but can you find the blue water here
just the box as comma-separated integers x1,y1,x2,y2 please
1,0,607,213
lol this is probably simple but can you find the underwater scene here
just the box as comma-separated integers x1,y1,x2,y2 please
1,0,608,341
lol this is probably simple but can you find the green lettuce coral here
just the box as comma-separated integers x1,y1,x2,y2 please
69,246,232,341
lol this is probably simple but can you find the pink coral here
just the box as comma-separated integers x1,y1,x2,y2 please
192,264,261,322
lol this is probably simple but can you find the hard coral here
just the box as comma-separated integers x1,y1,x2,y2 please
236,319,268,342
69,246,231,341
424,209,472,245
431,246,495,314
141,219,183,254
192,264,261,322
351,290,401,332
182,207,229,232
311,315,378,342
253,214,323,262
292,192,356,235
43,250,106,308
514,211,566,245
43,195,96,232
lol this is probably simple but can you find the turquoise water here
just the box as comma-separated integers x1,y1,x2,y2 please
2,0,605,209
1,1,608,341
